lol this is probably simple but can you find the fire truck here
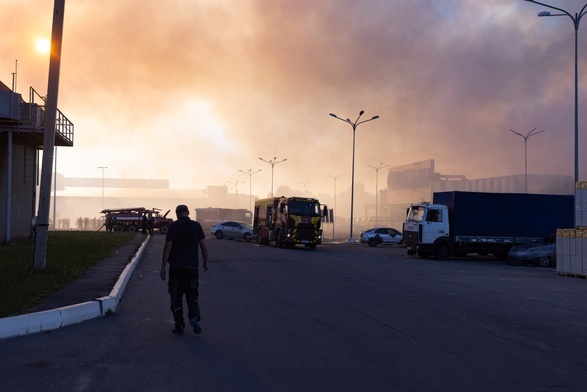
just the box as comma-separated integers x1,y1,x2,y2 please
195,207,252,232
100,207,173,234
253,196,327,249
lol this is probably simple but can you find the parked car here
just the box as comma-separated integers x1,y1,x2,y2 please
359,227,403,247
507,235,556,267
210,221,253,242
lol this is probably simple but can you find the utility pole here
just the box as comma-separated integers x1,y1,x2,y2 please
239,168,261,212
34,0,66,269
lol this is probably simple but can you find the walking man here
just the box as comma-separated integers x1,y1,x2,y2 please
160,204,208,335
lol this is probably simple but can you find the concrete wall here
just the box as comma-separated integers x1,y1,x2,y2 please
0,143,37,243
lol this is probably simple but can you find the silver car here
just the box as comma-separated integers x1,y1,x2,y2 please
359,227,403,247
210,221,253,242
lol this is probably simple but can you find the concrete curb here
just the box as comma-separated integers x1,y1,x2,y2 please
0,235,151,340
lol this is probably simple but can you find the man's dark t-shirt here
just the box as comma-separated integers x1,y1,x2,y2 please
166,217,205,268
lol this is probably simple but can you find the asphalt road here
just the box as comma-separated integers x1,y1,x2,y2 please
1,236,587,392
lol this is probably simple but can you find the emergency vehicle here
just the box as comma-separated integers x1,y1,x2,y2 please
253,196,327,249
100,207,173,234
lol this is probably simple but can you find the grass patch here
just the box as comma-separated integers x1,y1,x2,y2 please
0,231,134,318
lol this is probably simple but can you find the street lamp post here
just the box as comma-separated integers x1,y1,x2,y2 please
367,162,390,227
239,168,262,212
329,110,380,242
524,0,587,184
98,166,107,208
327,174,345,240
227,180,246,209
34,0,66,270
299,180,310,195
259,156,287,198
508,128,546,193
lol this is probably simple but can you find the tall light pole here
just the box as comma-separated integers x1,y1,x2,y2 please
227,180,245,209
524,0,587,185
329,110,380,242
34,0,66,270
508,128,546,193
259,156,287,198
98,166,107,208
299,180,310,195
239,168,261,212
367,162,390,227
327,174,345,240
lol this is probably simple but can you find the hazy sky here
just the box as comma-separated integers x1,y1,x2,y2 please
2,0,586,197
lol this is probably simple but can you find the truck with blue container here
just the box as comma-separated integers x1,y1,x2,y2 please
402,191,574,260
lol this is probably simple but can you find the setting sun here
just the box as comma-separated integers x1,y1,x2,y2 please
34,37,50,54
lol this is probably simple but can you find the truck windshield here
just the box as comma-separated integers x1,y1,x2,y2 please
287,201,321,216
407,206,426,222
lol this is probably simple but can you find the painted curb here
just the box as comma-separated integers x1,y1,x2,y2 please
0,235,151,340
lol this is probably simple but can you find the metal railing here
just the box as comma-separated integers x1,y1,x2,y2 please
17,87,74,145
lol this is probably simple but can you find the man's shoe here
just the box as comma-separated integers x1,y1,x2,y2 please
171,324,184,335
190,318,202,334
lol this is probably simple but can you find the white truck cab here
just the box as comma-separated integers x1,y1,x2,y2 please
403,203,450,258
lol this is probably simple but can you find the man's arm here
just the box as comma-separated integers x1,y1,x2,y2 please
160,240,172,280
199,239,209,271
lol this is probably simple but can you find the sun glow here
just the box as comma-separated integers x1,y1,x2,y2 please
35,38,50,54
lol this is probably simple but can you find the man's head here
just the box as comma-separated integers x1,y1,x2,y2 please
175,204,189,217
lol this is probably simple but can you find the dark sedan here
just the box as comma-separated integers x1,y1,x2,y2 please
507,235,556,267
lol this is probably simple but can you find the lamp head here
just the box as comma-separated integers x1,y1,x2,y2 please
359,110,365,115
538,11,551,17
372,115,380,120
329,113,337,118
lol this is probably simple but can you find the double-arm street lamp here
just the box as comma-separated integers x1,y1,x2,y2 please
239,168,262,212
524,0,587,184
508,128,546,193
367,162,390,227
98,166,108,208
227,180,246,209
259,156,287,198
329,110,380,242
299,180,310,195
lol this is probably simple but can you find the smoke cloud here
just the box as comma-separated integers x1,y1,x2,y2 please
2,0,586,199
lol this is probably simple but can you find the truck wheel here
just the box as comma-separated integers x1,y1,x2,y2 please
276,230,284,248
128,225,137,233
309,243,317,250
215,231,224,239
159,225,169,235
115,225,124,232
257,232,268,245
434,244,450,260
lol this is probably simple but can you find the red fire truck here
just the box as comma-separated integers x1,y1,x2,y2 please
100,207,173,234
